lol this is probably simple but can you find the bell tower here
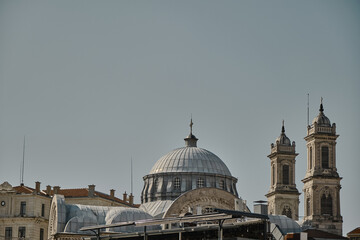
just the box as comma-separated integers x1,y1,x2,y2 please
302,99,343,235
266,121,300,220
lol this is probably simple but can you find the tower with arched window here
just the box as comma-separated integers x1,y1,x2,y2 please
302,100,343,236
266,121,300,220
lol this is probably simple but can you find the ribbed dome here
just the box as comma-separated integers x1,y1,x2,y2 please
149,147,232,176
276,134,291,146
312,102,331,127
275,121,291,146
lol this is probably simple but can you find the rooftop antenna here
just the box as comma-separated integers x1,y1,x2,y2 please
307,93,310,126
20,136,26,186
131,157,133,194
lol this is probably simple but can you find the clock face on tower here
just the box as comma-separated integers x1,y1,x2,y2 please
1,201,5,206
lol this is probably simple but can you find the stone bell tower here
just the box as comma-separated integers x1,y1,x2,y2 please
302,99,343,236
266,121,300,220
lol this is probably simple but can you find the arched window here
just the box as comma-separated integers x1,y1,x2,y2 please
219,180,225,190
306,198,311,216
309,147,313,169
154,178,159,190
321,146,329,169
282,165,289,185
173,177,181,190
321,193,332,215
282,205,292,219
272,165,275,186
197,178,204,188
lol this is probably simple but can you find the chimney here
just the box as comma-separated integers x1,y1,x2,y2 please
53,186,60,194
110,189,115,199
88,185,95,197
129,193,134,205
46,185,51,195
35,181,41,194
123,191,128,202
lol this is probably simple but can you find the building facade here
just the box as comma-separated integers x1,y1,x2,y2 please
302,101,343,235
0,181,51,240
266,121,300,220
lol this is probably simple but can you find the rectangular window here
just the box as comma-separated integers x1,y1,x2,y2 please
18,227,26,239
322,146,329,169
309,147,313,169
20,201,26,216
5,227,12,240
40,228,44,240
282,165,289,185
41,203,45,217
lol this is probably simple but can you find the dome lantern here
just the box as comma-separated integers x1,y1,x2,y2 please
184,118,198,147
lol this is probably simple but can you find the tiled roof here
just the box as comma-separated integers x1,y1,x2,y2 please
13,185,47,196
48,188,134,207
348,227,360,236
304,229,347,239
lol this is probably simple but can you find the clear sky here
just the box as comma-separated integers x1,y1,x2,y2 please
0,0,359,235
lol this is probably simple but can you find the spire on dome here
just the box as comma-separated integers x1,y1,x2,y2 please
319,97,324,112
276,120,291,146
184,118,198,147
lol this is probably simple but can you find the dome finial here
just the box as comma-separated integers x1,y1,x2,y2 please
190,116,193,135
184,117,198,147
282,120,285,133
319,97,324,112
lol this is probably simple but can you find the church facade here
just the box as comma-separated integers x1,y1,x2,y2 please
266,100,343,236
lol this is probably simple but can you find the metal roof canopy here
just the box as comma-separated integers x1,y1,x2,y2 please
214,209,269,220
79,209,268,232
80,213,232,232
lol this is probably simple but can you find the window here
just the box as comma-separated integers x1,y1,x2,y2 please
282,165,289,185
306,198,311,216
20,201,26,216
41,204,45,217
203,207,214,214
322,146,329,169
173,177,181,190
272,165,275,185
40,228,44,240
197,178,204,188
219,180,225,190
282,206,292,219
321,194,332,215
5,227,12,240
18,227,26,239
154,178,158,190
309,147,313,169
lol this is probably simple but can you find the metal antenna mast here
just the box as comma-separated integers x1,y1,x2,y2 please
307,93,310,126
21,136,26,185
131,157,133,194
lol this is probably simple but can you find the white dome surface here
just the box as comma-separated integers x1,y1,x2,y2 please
149,147,232,176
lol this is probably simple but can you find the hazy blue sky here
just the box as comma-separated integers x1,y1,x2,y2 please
0,0,359,234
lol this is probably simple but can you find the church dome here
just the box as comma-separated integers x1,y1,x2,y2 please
312,102,331,127
141,119,238,204
149,146,232,176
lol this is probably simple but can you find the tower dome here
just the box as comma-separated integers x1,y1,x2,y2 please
312,98,331,127
275,120,291,146
141,120,238,204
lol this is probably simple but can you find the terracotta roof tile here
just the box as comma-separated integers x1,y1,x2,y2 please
46,188,136,207
13,185,47,196
348,227,360,236
304,229,347,239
